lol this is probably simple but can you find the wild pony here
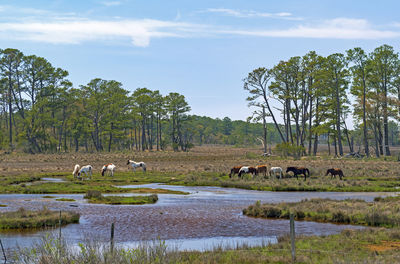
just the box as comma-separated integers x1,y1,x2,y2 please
286,166,310,181
229,166,243,178
78,165,93,180
269,167,283,179
326,168,345,180
238,166,257,178
72,164,80,179
256,165,268,178
127,160,146,172
101,163,116,177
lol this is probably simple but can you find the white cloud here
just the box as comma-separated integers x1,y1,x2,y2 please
219,18,400,39
101,1,122,7
0,17,398,47
206,8,302,20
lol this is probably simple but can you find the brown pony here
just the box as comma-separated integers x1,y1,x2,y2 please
326,168,344,180
229,166,243,178
256,165,268,178
286,166,310,181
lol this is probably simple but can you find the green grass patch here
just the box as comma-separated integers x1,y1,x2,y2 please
42,195,56,198
83,190,158,205
243,195,400,227
0,207,79,230
0,204,7,207
55,198,76,202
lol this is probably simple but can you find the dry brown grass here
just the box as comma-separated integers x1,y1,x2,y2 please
0,145,399,178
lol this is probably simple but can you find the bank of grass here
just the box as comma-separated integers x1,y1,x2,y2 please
243,195,400,227
0,207,79,230
12,227,400,263
55,198,76,202
83,190,158,205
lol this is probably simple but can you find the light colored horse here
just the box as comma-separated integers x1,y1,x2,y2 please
72,164,80,179
127,160,146,172
269,167,283,179
78,165,93,180
101,163,116,177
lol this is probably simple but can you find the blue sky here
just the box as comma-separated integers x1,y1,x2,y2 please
0,0,399,124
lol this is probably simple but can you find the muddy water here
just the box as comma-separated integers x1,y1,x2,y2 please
0,184,391,251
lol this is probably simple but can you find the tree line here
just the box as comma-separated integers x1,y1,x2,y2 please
0,48,285,153
244,45,400,157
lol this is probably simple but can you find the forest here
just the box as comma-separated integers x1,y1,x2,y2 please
0,45,399,155
244,45,400,157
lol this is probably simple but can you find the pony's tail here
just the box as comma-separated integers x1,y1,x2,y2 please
101,167,106,176
306,168,310,176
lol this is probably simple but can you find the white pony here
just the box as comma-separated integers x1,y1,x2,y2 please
72,164,80,179
78,165,93,180
269,167,283,179
101,163,116,177
127,160,146,172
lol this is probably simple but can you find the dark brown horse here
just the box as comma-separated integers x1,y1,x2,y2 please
256,165,268,178
326,168,345,180
229,166,243,178
286,166,310,181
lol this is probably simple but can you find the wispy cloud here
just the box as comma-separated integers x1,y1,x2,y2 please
218,18,400,39
0,17,398,47
205,8,302,20
101,1,122,7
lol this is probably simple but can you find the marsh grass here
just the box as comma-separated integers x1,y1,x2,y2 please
83,190,158,205
55,198,76,202
0,207,79,229
243,195,400,227
12,228,400,263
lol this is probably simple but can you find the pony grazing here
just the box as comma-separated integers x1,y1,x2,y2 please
238,166,257,178
127,160,146,172
101,163,116,177
269,167,283,179
256,165,268,178
286,166,310,181
229,166,243,178
72,164,80,179
78,165,93,180
326,168,345,180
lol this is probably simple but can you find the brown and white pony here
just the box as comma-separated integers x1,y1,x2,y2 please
229,166,243,178
238,166,257,178
326,168,344,180
286,166,310,181
127,160,146,172
101,163,116,177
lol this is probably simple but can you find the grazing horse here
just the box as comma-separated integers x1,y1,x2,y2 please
101,163,116,177
286,166,310,181
229,166,243,178
326,168,345,180
72,164,80,179
127,160,146,172
238,166,257,178
78,165,93,180
256,165,268,178
269,167,283,179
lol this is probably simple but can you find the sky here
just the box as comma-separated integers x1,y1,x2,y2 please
0,0,399,126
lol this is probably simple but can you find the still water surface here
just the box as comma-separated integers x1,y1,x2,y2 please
0,183,390,251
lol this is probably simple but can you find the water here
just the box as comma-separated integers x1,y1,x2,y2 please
0,184,393,252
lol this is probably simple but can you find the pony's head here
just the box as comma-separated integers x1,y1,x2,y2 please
101,166,107,176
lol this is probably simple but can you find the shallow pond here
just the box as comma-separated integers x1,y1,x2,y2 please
0,184,393,252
